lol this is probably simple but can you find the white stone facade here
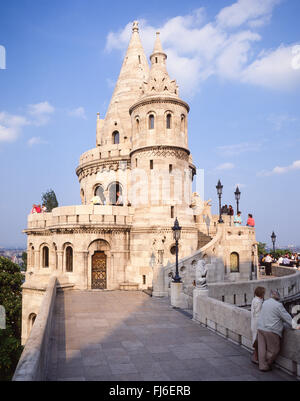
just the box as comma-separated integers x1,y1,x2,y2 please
22,22,258,344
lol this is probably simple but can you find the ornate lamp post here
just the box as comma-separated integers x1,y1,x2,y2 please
234,186,241,214
271,231,276,253
216,180,224,223
172,218,182,282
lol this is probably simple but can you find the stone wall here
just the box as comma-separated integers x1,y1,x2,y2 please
193,290,300,378
13,277,57,381
208,270,300,306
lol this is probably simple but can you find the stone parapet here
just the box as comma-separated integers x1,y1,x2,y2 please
193,290,300,379
25,205,134,231
208,270,300,306
13,277,57,381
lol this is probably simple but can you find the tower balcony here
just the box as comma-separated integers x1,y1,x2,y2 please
25,205,134,232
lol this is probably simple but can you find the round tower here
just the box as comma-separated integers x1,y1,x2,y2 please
129,32,195,226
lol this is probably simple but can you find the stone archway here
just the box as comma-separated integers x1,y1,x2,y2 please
87,239,111,290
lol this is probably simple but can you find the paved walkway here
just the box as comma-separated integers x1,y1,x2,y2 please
47,291,296,381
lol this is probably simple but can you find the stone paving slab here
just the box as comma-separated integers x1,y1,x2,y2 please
46,290,297,381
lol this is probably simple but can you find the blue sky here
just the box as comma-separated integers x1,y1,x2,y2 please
0,0,299,248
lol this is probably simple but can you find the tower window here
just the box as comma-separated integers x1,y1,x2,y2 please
112,131,120,144
166,113,172,129
42,246,49,268
169,164,172,173
149,114,154,130
136,118,140,132
171,206,174,218
142,275,146,285
230,252,240,273
155,57,158,63
181,115,185,132
138,55,141,64
66,246,73,272
150,160,153,170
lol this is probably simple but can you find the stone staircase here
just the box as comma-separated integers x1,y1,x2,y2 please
197,231,212,249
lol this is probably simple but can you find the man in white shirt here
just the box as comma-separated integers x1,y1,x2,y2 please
257,290,297,372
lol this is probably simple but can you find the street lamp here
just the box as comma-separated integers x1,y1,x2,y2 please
172,217,182,282
234,186,241,214
216,180,224,223
271,231,276,253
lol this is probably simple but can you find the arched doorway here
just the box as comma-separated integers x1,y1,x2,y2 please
92,252,107,289
88,239,111,290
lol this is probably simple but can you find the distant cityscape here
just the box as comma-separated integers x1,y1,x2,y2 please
0,248,26,267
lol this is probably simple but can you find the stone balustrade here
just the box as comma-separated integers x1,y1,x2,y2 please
26,205,134,230
208,270,300,306
193,290,300,378
79,146,131,165
13,277,57,381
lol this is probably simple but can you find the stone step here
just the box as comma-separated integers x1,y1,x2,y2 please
119,282,139,291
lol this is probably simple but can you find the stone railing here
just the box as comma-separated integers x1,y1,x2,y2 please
208,270,300,306
79,146,131,165
26,205,134,230
161,229,224,308
13,277,57,381
193,291,300,378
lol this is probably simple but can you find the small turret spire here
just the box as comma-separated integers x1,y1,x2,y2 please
153,32,165,55
132,21,139,33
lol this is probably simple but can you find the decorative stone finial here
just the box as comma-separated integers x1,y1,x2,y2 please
132,21,139,33
97,112,100,120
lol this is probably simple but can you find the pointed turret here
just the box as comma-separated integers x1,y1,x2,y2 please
141,31,179,98
97,21,149,147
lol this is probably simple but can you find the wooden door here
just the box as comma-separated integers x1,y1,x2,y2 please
92,252,107,289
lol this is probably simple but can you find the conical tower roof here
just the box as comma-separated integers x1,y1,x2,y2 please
142,31,179,99
98,21,149,147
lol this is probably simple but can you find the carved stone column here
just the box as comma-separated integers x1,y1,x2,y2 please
57,250,64,274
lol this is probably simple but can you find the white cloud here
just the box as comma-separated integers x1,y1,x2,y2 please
28,101,55,126
267,113,298,131
216,162,235,170
68,107,86,119
258,160,300,176
217,142,261,156
242,44,300,90
0,112,29,142
27,136,48,147
105,1,299,96
216,0,281,29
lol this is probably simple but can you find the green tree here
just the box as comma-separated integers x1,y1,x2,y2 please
41,189,58,212
0,257,23,381
257,242,267,256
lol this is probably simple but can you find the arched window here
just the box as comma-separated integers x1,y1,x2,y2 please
42,246,49,268
149,114,154,130
112,131,120,144
136,118,140,132
94,185,106,204
80,188,84,203
109,182,123,205
166,113,172,129
230,252,239,273
181,115,186,132
66,246,73,272
30,246,34,267
28,313,37,333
